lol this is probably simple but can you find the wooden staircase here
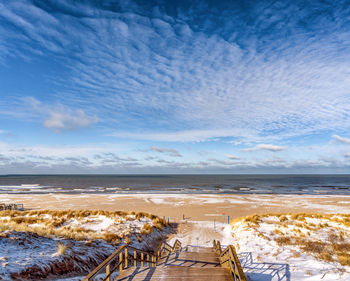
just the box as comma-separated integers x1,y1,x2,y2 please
83,240,246,281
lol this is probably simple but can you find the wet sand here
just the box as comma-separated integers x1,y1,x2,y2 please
1,194,349,222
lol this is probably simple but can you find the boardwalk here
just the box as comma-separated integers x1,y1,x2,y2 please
84,240,246,281
116,246,232,281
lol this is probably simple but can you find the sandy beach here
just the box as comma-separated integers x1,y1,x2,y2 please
2,193,349,221
1,194,350,280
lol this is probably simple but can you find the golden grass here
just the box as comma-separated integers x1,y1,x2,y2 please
279,215,288,222
0,209,167,244
140,223,153,235
243,214,261,226
152,217,167,230
57,242,69,255
102,232,121,243
231,213,350,267
338,254,350,266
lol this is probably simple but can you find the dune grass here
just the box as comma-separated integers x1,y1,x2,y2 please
57,242,69,255
232,213,350,267
0,209,168,244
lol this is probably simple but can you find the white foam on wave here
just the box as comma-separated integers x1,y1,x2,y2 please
0,184,44,189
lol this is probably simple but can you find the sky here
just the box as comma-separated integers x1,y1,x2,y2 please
0,0,350,174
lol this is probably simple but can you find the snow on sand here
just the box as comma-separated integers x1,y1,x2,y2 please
0,210,171,280
168,214,350,281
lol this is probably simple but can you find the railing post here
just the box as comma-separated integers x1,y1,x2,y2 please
83,240,182,281
119,252,123,272
125,248,128,268
106,264,110,281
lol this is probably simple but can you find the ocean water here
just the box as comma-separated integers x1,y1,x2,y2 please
0,174,349,195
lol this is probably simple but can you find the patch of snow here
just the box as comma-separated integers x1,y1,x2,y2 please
82,216,115,232
0,211,172,280
231,216,350,281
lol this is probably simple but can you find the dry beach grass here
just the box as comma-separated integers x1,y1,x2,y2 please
0,209,171,280
0,209,168,244
232,213,350,267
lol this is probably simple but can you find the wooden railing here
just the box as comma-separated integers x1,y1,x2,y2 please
213,240,247,281
0,203,24,211
83,239,182,281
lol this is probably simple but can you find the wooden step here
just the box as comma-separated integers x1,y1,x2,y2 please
115,266,232,281
154,251,220,268
182,246,215,254
176,252,220,264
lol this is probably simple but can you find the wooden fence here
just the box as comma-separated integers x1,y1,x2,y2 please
83,239,182,281
213,240,247,281
0,203,24,211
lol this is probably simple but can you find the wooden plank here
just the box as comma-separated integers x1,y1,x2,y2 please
183,246,214,254
105,264,110,281
177,252,220,263
115,267,232,281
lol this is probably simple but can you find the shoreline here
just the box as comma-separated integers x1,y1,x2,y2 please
1,193,349,221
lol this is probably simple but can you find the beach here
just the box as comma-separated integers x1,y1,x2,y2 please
1,193,350,280
2,193,349,221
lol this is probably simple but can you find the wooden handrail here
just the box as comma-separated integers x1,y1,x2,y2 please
83,239,182,281
213,240,247,281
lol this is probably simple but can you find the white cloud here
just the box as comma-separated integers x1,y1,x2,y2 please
110,128,253,142
241,144,288,152
0,141,350,173
43,109,97,132
1,2,350,143
1,0,350,177
150,146,182,157
332,134,350,145
208,158,246,166
225,154,240,160
23,97,98,132
1,143,122,158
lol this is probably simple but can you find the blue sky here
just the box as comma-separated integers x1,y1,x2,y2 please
0,0,350,174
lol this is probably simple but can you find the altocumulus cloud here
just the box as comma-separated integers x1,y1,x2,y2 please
241,144,288,152
225,154,240,160
109,128,254,142
1,1,350,173
332,135,350,145
44,109,97,132
1,1,350,143
0,140,350,173
150,146,182,157
25,97,98,132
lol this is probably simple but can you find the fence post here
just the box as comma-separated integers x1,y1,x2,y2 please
119,252,123,272
106,264,110,281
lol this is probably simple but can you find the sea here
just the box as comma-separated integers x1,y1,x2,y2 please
0,174,349,195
